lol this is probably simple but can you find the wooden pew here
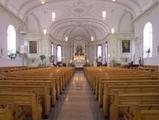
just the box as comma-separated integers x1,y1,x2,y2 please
123,104,159,120
0,84,50,117
86,68,158,101
0,67,75,120
84,67,158,93
0,107,13,120
98,75,158,106
0,66,40,73
0,92,41,120
3,76,59,101
109,92,159,120
0,80,55,106
84,67,159,119
139,65,159,72
102,80,159,116
130,105,159,120
4,67,74,94
1,67,75,105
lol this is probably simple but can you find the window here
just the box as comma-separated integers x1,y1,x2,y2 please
97,45,102,58
7,25,16,54
51,42,54,56
143,22,153,58
105,41,108,60
57,45,62,62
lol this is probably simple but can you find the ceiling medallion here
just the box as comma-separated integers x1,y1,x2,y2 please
40,0,47,4
72,0,87,15
74,7,85,13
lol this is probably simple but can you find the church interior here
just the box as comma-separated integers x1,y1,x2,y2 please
0,0,159,120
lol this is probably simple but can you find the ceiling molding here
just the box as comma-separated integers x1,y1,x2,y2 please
118,10,128,32
132,1,159,23
30,13,42,33
21,0,137,20
0,3,23,23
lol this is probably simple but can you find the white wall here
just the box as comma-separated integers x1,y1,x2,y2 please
134,3,159,65
1,3,158,67
0,6,23,66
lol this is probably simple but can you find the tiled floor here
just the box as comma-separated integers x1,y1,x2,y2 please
48,70,105,120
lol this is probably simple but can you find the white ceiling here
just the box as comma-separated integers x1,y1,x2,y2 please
0,0,156,42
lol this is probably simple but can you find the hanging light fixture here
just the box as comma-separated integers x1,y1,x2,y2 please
43,29,47,35
40,0,47,4
65,37,68,42
102,11,106,20
91,36,94,41
52,12,56,22
111,8,115,34
111,28,115,34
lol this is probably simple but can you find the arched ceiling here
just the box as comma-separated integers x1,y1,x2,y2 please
0,0,156,42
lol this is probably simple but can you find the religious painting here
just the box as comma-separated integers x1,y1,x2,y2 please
75,45,84,56
122,40,130,53
29,41,37,54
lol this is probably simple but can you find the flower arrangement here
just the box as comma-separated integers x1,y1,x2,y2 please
39,55,46,62
146,48,151,53
8,53,17,59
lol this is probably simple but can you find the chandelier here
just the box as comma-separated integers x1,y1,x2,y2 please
40,0,47,4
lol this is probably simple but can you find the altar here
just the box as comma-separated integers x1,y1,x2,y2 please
74,55,85,68
72,40,86,68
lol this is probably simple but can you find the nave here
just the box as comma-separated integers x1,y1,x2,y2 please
48,70,105,120
0,66,159,120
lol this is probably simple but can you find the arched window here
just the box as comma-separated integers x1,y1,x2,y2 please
143,22,153,58
51,42,54,56
97,45,102,58
7,25,16,54
57,45,62,62
105,41,108,60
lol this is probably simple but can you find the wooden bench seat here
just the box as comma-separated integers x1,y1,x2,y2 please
0,80,56,106
0,84,50,117
130,105,159,120
3,76,60,99
5,75,64,96
84,67,159,120
0,92,41,120
0,66,40,73
84,67,158,92
97,76,159,105
109,92,159,120
3,68,74,94
0,67,75,120
0,107,13,120
122,104,159,120
102,82,159,116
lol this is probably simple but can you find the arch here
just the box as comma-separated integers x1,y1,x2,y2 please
57,45,62,62
143,22,153,58
51,42,54,56
7,25,16,55
97,44,102,58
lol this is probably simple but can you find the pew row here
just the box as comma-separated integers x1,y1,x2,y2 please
0,92,41,120
109,92,159,120
129,105,159,120
102,80,159,116
0,107,13,120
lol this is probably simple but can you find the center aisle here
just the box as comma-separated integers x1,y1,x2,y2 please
48,70,105,120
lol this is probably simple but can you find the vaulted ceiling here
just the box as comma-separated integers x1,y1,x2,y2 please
0,0,156,42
